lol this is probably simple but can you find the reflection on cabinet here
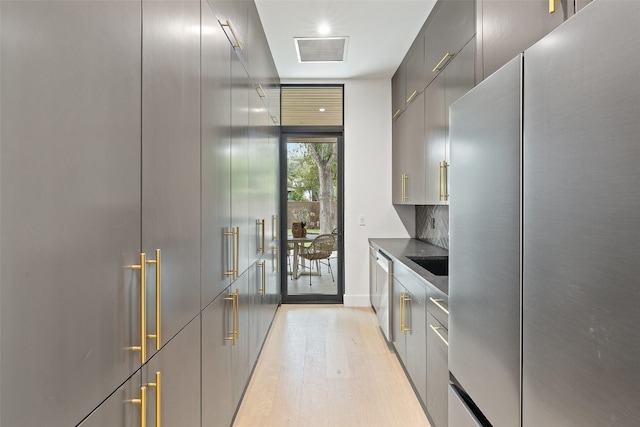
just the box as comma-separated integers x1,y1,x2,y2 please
476,0,591,81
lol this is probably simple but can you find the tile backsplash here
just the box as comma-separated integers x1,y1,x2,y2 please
416,205,449,250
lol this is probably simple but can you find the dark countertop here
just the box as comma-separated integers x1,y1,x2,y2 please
369,238,449,295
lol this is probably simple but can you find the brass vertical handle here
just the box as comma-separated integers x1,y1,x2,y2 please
234,290,239,340
273,246,279,273
224,227,239,280
403,295,412,333
127,386,147,427
126,253,147,363
406,90,419,104
549,0,560,13
257,261,266,295
234,228,240,280
432,52,454,73
439,161,449,201
257,219,265,254
219,20,242,50
146,371,161,427
392,109,402,120
272,214,279,241
146,249,161,351
401,174,408,202
399,293,405,334
224,291,236,344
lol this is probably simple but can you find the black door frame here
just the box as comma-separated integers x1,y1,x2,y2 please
279,127,344,304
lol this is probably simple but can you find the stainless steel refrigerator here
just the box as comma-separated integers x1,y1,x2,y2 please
449,1,640,426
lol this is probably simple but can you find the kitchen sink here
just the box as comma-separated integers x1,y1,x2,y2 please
407,256,449,276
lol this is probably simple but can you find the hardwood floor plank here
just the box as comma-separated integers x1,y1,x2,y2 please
233,305,431,427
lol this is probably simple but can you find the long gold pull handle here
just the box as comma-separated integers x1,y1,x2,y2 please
146,371,161,427
439,161,449,201
274,246,279,273
399,294,405,334
433,52,454,73
443,161,449,201
406,90,419,104
127,386,147,427
429,297,449,315
224,229,235,278
549,0,560,13
401,174,408,202
219,20,242,50
430,324,449,347
234,290,240,340
403,295,412,333
392,109,402,120
272,214,279,241
234,228,240,280
126,253,147,363
146,249,161,351
224,291,236,344
257,219,265,254
255,84,266,98
257,261,266,295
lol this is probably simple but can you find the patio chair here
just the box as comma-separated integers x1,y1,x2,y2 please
298,234,335,286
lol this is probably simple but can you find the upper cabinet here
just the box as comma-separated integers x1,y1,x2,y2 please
392,62,407,120
476,0,593,81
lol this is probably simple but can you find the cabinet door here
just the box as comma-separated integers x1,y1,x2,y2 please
141,0,202,359
404,292,427,406
202,289,235,427
424,0,475,86
231,53,251,276
392,280,407,363
405,35,426,105
427,312,449,427
0,1,142,425
77,372,142,427
208,0,249,65
479,0,567,80
403,92,427,204
392,64,407,119
423,72,446,205
233,270,252,404
143,317,201,427
202,0,233,307
391,113,407,204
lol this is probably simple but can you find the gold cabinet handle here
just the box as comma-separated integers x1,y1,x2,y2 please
439,161,449,201
399,294,404,333
401,174,409,202
257,261,266,295
224,289,239,344
272,214,279,241
257,219,265,254
127,385,147,427
406,90,419,104
126,253,147,363
429,297,449,315
255,84,266,98
224,227,239,280
430,324,449,347
433,52,454,73
549,0,560,13
403,294,412,333
146,371,161,427
273,246,279,273
392,109,402,120
219,20,242,50
146,249,161,351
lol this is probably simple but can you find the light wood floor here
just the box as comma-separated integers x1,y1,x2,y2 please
233,305,431,427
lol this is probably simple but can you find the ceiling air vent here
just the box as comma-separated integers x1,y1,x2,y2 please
294,37,349,63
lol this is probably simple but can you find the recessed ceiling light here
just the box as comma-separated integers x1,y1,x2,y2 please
319,108,326,112
318,24,330,35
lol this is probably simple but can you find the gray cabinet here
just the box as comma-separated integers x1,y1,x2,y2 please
391,63,407,120
0,1,142,425
427,311,449,427
476,0,590,81
392,273,427,406
405,36,427,107
392,91,426,205
77,372,143,427
424,38,475,205
142,0,202,358
143,317,201,427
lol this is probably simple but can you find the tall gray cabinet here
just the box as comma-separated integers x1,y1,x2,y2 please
0,0,280,425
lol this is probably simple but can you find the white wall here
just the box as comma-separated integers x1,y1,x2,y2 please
283,78,415,306
342,79,414,306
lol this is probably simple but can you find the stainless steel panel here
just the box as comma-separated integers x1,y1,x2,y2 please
449,385,484,427
376,252,392,341
144,316,201,426
201,0,232,307
523,2,640,425
202,290,234,427
0,1,142,425
449,55,522,427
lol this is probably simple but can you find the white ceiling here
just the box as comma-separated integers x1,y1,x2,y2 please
254,0,438,81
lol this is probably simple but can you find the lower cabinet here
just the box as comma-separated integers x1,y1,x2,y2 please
392,276,427,406
80,318,201,426
427,312,449,427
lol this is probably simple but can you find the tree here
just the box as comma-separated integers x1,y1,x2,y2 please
307,143,336,234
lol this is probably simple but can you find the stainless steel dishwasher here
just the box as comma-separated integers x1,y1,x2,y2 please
376,251,392,341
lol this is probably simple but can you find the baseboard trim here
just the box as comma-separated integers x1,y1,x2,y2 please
342,294,371,307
